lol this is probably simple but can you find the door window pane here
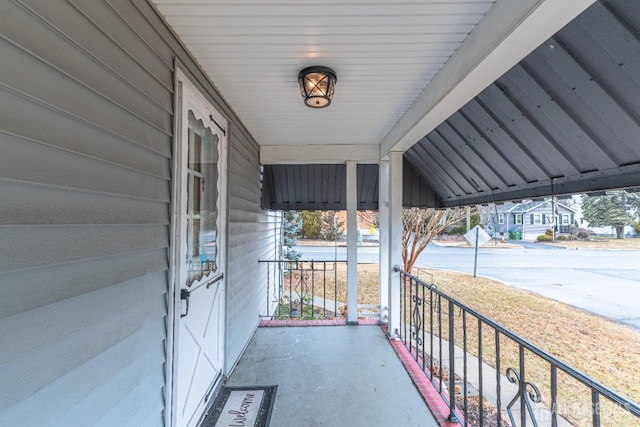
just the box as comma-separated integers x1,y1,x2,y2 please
186,111,220,285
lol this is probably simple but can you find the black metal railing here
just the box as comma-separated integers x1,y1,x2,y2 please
259,260,348,319
395,266,640,427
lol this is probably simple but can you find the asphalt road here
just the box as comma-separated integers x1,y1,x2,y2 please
294,243,640,330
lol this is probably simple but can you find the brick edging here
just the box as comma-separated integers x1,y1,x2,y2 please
259,318,379,327
380,324,462,427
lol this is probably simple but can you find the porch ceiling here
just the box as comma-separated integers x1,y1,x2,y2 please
407,0,640,207
151,0,591,157
152,0,496,151
149,0,640,210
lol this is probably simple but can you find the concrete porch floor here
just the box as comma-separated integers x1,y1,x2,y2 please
225,324,441,427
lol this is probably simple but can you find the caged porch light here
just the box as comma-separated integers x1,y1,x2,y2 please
298,66,337,108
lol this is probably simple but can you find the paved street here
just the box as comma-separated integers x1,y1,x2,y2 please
294,243,640,330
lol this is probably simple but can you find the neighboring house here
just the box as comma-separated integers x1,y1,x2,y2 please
490,200,577,241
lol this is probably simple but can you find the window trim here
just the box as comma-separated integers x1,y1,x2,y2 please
533,213,542,225
514,213,523,225
498,213,505,225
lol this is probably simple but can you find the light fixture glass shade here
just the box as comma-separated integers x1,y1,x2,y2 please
298,66,337,108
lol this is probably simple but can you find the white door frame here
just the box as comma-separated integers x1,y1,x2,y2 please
165,65,229,427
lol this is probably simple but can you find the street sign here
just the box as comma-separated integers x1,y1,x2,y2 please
464,225,491,247
464,225,492,278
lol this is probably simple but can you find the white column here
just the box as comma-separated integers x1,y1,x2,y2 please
388,152,403,337
378,160,390,324
346,160,358,324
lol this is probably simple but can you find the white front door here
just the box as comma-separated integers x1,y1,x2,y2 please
171,70,228,427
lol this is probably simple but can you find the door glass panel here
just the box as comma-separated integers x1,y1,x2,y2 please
186,111,219,286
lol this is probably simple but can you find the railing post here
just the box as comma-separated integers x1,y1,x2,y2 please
448,300,459,423
519,344,526,427
478,320,483,425
592,390,601,427
462,311,468,423
495,330,501,427
551,365,558,427
266,262,270,317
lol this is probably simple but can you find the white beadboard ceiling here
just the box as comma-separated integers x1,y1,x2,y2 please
151,0,595,161
152,0,494,148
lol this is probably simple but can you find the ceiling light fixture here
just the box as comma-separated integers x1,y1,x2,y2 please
298,66,337,108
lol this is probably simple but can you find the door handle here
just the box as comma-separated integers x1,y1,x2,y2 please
180,273,223,318
180,289,190,318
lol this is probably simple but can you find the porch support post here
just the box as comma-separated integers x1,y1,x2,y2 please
378,160,390,324
346,160,358,324
388,152,403,337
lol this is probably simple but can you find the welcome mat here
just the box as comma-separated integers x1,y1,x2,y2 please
201,385,277,427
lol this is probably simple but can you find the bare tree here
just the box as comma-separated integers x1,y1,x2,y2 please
402,207,467,274
357,210,378,228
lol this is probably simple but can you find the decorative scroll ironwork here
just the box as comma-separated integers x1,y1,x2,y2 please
394,265,640,427
260,259,349,320
411,294,423,346
506,367,543,427
288,269,311,316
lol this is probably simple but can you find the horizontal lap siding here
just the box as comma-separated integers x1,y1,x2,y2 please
226,124,281,370
0,0,172,425
1,0,276,425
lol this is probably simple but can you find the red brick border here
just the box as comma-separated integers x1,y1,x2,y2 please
380,325,462,427
259,318,379,327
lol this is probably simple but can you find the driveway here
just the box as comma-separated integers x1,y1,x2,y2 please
294,243,640,330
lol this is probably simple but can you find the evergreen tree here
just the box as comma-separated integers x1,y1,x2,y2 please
319,210,344,241
282,211,302,260
301,210,322,239
581,190,639,239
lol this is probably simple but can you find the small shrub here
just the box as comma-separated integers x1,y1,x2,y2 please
537,234,553,242
444,209,481,235
577,228,594,240
544,228,554,237
635,221,640,234
446,225,467,236
557,235,567,241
